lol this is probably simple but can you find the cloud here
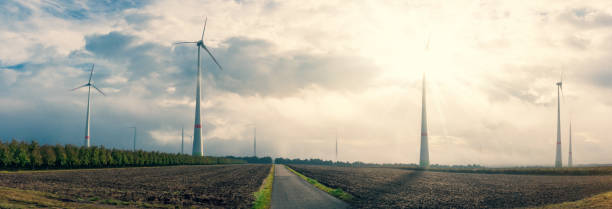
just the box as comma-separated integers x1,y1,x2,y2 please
559,7,612,28
1,0,611,166
82,31,381,97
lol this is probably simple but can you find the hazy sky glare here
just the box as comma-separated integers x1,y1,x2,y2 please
0,0,611,166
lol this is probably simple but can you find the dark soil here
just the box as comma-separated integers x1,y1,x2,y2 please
0,164,270,208
288,165,612,209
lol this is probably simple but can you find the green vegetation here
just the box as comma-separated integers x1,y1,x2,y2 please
532,191,612,209
227,156,273,164
0,139,245,170
285,165,353,202
252,165,275,209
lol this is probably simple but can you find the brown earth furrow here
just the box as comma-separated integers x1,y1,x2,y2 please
0,164,270,208
288,165,612,209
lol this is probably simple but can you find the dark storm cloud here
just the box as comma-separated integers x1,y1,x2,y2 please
84,32,380,97
85,32,135,59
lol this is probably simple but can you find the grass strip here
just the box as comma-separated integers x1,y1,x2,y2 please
530,191,612,209
252,165,275,209
285,165,353,202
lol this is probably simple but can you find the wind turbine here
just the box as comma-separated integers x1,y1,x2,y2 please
129,127,136,151
182,127,184,154
71,64,105,147
335,129,338,163
180,127,193,155
253,126,257,158
174,17,223,156
419,37,430,168
568,121,573,167
419,73,429,167
555,73,563,168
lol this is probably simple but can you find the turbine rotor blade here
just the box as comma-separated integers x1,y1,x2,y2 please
88,64,95,83
70,84,89,91
92,84,106,96
201,16,208,41
201,44,223,70
174,41,197,45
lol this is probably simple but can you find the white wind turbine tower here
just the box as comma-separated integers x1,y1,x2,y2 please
555,74,564,168
335,129,338,163
419,37,430,168
180,127,193,155
568,121,573,167
420,73,429,167
129,127,137,151
253,126,257,157
71,64,105,147
174,17,223,156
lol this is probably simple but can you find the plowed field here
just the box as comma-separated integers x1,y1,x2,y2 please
0,164,270,208
288,165,612,208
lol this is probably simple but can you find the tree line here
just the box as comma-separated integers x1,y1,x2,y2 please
273,157,484,168
0,139,244,170
224,156,273,164
274,157,376,167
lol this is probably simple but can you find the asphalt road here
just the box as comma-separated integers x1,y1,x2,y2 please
271,164,349,209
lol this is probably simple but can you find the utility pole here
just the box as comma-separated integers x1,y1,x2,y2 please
253,127,257,157
181,127,184,154
129,127,136,151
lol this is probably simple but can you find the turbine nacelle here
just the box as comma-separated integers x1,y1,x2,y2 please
71,64,105,96
556,81,562,86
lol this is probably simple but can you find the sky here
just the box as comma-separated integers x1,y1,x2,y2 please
0,0,611,166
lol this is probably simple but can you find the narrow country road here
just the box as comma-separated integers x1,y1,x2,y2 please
271,164,349,209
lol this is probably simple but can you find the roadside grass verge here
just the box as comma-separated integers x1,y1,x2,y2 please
531,191,612,208
285,165,353,202
252,165,275,209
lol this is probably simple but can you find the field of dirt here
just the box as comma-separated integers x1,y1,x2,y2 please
0,164,270,208
288,165,612,208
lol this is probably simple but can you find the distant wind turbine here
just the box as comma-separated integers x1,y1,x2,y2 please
129,127,136,151
71,64,105,147
555,73,564,168
419,36,430,167
253,127,257,157
174,17,223,156
335,129,338,163
182,127,184,154
568,121,573,167
180,127,193,155
419,73,429,167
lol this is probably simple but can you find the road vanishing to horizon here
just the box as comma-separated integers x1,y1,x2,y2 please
1,0,612,208
271,164,349,209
